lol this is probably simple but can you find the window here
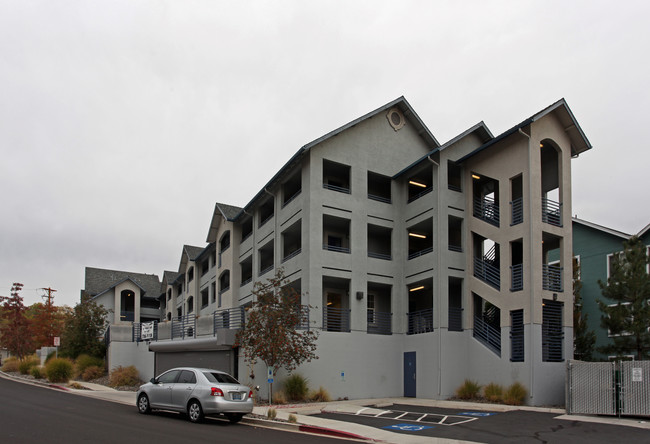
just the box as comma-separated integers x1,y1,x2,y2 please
158,370,180,384
187,267,194,283
607,302,633,337
178,370,196,384
447,161,462,192
187,296,194,314
510,309,524,362
323,159,351,194
367,171,391,203
201,288,209,309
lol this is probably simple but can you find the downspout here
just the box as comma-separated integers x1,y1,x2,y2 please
519,128,535,402
427,155,443,397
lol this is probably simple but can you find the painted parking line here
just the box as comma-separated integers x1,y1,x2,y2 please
349,408,479,426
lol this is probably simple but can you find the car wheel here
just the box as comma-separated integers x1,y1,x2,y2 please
227,413,243,424
137,394,151,414
187,400,204,423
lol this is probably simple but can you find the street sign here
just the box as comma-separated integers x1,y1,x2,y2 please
141,322,154,340
53,337,60,347
267,366,274,383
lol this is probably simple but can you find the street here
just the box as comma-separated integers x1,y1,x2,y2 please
0,377,343,444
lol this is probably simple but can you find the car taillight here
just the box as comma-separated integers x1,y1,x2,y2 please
211,387,224,397
248,390,253,398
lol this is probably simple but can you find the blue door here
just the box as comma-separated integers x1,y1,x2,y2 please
404,352,416,397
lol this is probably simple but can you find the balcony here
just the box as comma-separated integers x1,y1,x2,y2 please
213,307,245,330
323,307,351,332
367,310,392,335
474,256,500,290
542,264,563,292
407,308,433,335
510,197,523,226
542,198,562,227
473,195,500,227
510,264,523,292
473,315,501,355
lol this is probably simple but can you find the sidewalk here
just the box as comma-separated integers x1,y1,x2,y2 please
3,371,649,443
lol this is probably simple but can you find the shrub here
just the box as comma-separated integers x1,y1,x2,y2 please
45,351,57,363
272,390,287,405
310,386,331,403
18,356,40,375
75,354,104,377
483,383,503,403
288,414,297,423
503,382,527,406
46,358,74,383
267,407,277,420
284,373,309,401
1,357,19,372
82,365,105,381
30,366,44,379
109,366,140,387
455,379,482,400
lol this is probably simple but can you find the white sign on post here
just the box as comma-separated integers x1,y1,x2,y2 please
632,368,643,382
53,337,60,347
141,322,154,340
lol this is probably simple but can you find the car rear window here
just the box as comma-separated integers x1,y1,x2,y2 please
203,372,239,384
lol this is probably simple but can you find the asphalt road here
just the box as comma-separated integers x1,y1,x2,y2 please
0,377,343,444
318,403,650,444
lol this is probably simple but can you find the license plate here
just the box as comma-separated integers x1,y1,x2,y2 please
231,392,242,400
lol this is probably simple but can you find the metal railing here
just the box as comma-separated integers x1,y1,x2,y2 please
510,263,523,291
213,307,245,331
259,265,274,276
473,315,501,355
474,256,500,290
542,197,562,227
542,264,563,292
368,251,392,260
322,307,351,332
323,183,351,194
448,307,463,332
407,308,434,335
172,313,196,339
323,244,351,254
282,248,302,263
448,244,462,253
240,276,252,287
296,305,310,331
542,300,564,362
473,195,500,226
408,246,433,260
367,310,392,335
368,193,391,204
510,309,524,362
282,190,301,208
407,186,433,204
510,197,523,225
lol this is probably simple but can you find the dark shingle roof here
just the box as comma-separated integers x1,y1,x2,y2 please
84,267,161,300
183,245,205,261
216,203,243,220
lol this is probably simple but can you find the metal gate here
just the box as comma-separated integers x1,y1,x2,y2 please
620,360,650,416
567,360,650,416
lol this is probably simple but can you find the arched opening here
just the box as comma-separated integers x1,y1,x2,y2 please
120,289,135,321
540,139,562,227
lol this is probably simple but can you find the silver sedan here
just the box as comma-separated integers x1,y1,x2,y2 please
136,367,254,423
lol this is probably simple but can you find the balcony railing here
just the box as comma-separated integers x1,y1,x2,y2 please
407,186,433,204
323,307,351,332
474,256,500,290
213,307,245,331
172,313,196,339
448,244,462,253
282,248,302,263
296,305,310,331
542,264,563,292
368,193,391,204
510,197,523,226
323,244,351,254
259,265,274,276
368,251,392,260
510,264,523,292
448,307,463,332
473,196,500,227
407,308,434,335
323,183,351,194
282,190,301,208
240,276,252,287
367,310,392,335
542,198,562,227
473,315,501,355
408,246,433,260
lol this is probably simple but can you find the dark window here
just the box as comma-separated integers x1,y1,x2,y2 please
510,309,524,362
158,370,180,384
178,370,196,384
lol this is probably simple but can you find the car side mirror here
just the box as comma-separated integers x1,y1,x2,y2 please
150,378,158,384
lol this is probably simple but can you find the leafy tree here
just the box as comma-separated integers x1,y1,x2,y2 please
60,293,110,358
597,236,650,360
26,302,68,348
0,283,34,358
573,259,595,360
235,269,318,393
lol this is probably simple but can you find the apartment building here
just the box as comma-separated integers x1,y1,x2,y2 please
141,96,591,406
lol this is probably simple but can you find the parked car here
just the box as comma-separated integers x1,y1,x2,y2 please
136,367,254,423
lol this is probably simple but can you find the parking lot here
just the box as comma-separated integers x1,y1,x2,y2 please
316,403,650,443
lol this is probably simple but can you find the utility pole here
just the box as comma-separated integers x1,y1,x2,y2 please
41,287,57,347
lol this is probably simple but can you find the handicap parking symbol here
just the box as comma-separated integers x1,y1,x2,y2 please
458,412,496,417
384,423,434,432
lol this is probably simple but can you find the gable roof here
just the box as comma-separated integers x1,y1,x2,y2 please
223,96,439,222
84,267,161,300
636,223,650,239
572,217,631,240
206,203,242,242
456,99,592,164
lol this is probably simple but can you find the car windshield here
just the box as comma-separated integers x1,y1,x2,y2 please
203,372,239,384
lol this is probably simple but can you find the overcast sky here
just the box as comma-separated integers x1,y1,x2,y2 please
1,1,648,307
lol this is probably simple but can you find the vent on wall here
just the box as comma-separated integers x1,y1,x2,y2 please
386,107,406,131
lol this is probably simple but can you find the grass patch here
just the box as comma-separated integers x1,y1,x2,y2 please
504,382,527,406
455,379,482,400
284,373,309,401
483,383,504,403
310,386,331,402
109,365,140,387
